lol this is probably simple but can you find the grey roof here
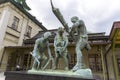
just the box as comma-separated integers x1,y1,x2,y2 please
23,29,110,45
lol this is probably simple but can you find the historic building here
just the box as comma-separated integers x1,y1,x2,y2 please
105,22,120,80
0,0,120,80
0,0,47,71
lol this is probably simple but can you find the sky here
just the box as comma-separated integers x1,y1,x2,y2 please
26,0,120,35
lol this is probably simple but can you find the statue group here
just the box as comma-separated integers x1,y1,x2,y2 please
31,21,90,71
30,0,92,78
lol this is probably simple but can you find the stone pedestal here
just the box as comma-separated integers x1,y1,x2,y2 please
4,71,95,80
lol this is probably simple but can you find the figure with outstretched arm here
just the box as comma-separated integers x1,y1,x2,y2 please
50,0,91,72
70,16,91,71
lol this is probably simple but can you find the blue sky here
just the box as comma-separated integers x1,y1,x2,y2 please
26,0,120,35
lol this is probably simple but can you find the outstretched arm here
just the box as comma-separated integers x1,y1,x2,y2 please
33,39,39,52
42,42,55,70
69,26,77,42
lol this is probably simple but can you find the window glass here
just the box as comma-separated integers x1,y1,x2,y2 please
11,16,19,30
89,54,102,72
117,58,120,74
26,26,32,37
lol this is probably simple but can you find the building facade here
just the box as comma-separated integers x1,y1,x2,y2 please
105,22,120,80
0,0,47,71
0,0,120,80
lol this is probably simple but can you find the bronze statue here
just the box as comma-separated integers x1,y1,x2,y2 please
50,0,91,72
54,27,69,70
70,16,91,72
31,32,54,70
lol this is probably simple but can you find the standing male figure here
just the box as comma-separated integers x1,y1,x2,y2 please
54,27,69,70
70,16,91,72
31,32,53,70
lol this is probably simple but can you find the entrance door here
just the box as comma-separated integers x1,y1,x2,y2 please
7,52,18,71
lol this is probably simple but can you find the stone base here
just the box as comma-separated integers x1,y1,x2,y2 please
74,68,93,78
4,71,95,80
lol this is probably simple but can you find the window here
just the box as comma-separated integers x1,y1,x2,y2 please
117,58,120,74
89,54,102,72
11,16,19,30
23,54,32,70
26,26,32,37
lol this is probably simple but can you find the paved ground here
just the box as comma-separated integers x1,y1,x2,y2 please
0,72,5,80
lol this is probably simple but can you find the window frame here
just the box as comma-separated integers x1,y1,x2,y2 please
117,58,120,75
88,54,103,72
11,16,19,30
26,25,32,37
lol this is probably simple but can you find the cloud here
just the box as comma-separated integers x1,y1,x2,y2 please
95,10,120,34
26,0,120,35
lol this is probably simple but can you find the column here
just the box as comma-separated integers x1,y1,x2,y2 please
112,29,119,80
18,18,28,46
0,7,10,64
0,7,10,46
100,46,106,80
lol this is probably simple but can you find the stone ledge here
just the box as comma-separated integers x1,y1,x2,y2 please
4,71,95,80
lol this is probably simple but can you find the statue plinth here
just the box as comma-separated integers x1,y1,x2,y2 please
4,70,95,80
